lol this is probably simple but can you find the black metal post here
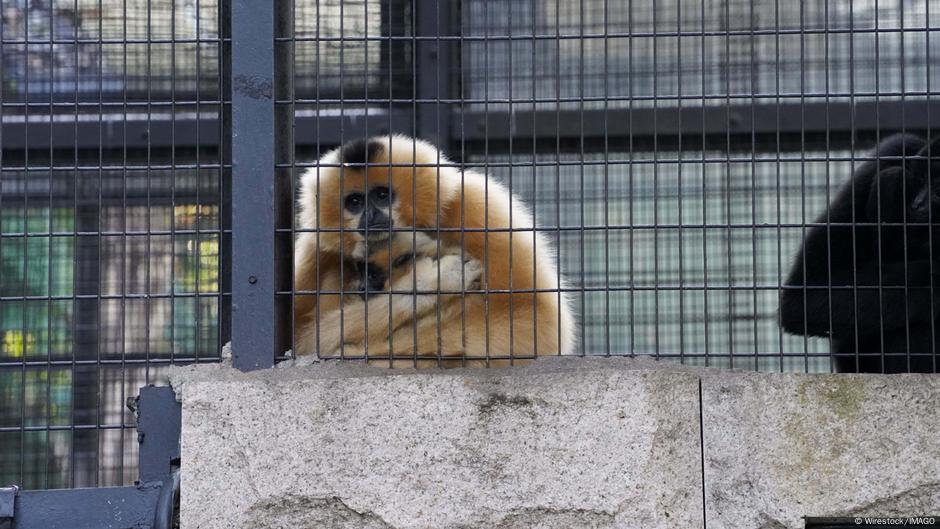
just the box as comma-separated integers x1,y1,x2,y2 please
273,0,294,358
454,101,940,151
415,0,454,148
135,386,181,484
230,0,278,370
71,204,101,487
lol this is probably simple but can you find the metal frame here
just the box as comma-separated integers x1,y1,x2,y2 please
2,100,938,157
415,0,454,149
230,0,278,370
455,101,940,149
0,0,936,374
2,2,940,517
1,386,181,529
2,0,937,375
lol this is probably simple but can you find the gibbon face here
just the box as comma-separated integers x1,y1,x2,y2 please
344,183,395,240
329,139,396,242
299,136,461,253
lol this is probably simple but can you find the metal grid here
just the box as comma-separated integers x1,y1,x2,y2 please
2,0,939,494
278,0,939,374
0,0,228,491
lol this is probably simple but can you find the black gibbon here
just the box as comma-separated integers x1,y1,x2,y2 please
293,135,577,361
780,133,940,373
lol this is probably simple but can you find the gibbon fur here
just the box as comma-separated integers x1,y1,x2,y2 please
780,133,940,373
349,232,553,368
293,135,577,360
295,232,481,360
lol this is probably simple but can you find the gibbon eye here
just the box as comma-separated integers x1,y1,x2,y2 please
392,253,415,268
367,269,382,281
344,192,365,213
368,186,392,207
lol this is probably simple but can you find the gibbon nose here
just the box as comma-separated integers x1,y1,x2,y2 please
358,277,386,299
358,208,391,232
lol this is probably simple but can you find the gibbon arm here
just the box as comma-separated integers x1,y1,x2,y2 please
304,255,481,357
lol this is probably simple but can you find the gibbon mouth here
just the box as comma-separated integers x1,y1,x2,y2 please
362,230,391,241
358,290,380,300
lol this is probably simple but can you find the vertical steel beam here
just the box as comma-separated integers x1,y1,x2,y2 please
274,0,295,357
219,0,234,360
231,0,277,370
72,205,102,486
415,0,454,148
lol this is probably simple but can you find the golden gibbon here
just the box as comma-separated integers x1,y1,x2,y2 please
293,135,577,361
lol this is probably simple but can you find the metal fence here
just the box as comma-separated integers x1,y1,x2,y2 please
1,0,938,495
1,0,228,492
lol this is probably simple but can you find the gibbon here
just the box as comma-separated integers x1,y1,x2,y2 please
293,135,577,361
780,133,940,373
294,231,482,359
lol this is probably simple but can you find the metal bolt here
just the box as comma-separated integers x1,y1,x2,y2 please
248,276,257,284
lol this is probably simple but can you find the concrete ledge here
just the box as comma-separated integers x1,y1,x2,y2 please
171,358,940,529
173,358,704,528
701,372,940,529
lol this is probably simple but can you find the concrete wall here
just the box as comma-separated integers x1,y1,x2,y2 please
170,358,940,529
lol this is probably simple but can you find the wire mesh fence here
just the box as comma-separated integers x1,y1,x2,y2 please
1,0,228,490
1,0,938,494
283,0,939,372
